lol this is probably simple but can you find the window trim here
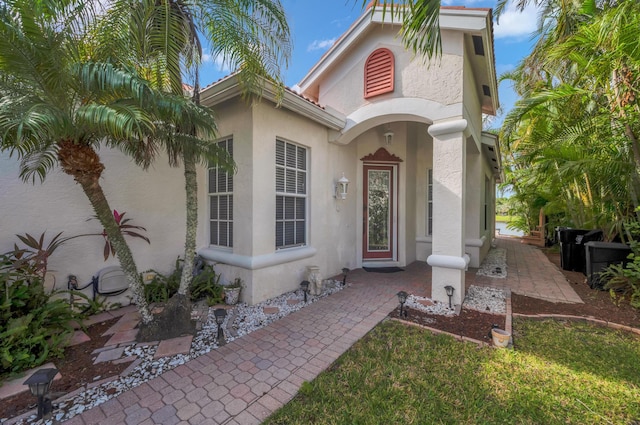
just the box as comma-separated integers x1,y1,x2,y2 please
208,137,233,248
275,139,308,250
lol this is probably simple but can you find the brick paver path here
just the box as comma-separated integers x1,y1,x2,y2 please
64,266,428,425
474,237,583,303
59,238,581,424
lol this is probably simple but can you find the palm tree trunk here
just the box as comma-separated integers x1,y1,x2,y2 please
178,152,197,295
58,141,153,324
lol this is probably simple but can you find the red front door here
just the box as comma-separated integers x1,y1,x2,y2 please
363,164,395,259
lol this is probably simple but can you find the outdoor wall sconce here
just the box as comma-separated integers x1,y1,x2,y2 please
300,280,310,303
334,173,349,200
396,290,408,318
23,368,58,420
445,285,454,309
341,268,349,286
214,308,227,345
384,128,394,145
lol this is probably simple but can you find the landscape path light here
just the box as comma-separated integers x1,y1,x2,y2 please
300,280,310,303
445,285,454,309
342,268,349,286
214,308,227,345
23,367,58,420
396,290,408,318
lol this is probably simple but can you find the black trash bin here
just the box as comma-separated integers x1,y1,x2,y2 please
574,229,604,274
584,241,632,290
558,228,589,271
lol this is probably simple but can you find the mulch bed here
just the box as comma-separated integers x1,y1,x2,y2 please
2,247,639,421
0,318,130,421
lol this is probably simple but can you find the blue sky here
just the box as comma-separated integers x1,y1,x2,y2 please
199,0,539,129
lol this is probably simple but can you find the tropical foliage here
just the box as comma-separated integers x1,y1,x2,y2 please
95,0,289,304
0,0,222,324
499,0,640,241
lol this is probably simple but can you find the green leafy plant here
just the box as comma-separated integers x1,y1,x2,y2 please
191,264,223,305
602,211,640,308
142,258,182,304
0,254,80,378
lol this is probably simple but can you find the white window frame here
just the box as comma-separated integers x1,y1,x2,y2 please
275,139,308,249
208,138,233,248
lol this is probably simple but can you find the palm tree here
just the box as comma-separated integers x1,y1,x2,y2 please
0,0,221,324
92,0,291,338
500,1,640,239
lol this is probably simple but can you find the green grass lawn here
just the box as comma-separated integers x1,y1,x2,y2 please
495,215,517,223
264,319,640,425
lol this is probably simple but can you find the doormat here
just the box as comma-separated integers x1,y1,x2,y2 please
363,267,405,273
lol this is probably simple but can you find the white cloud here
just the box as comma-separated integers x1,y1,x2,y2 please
307,38,337,52
494,3,538,40
202,53,232,72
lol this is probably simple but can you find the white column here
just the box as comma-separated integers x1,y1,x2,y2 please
427,119,468,307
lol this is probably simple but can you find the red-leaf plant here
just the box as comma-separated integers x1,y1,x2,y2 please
4,210,150,282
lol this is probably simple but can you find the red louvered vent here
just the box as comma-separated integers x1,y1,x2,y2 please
364,48,394,99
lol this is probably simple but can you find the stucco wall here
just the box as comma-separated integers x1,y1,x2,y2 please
0,148,189,304
200,99,357,304
316,27,465,117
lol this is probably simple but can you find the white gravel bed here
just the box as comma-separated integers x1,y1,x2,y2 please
462,285,506,314
10,280,345,425
404,295,456,316
476,247,507,279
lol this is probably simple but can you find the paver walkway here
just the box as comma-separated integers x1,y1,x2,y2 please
474,237,583,303
9,236,582,424
63,268,428,425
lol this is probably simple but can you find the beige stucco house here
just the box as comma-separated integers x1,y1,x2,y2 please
0,5,500,307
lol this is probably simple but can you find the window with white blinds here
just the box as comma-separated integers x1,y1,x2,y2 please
275,139,307,249
209,138,233,247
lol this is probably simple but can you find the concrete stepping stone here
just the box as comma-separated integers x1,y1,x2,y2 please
105,329,139,346
66,330,91,346
263,307,280,315
418,299,434,307
153,335,193,359
103,312,141,336
0,363,61,400
286,299,301,305
94,347,125,364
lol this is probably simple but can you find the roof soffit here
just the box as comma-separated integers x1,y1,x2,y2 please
200,75,346,130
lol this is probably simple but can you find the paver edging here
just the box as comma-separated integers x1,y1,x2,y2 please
512,313,640,335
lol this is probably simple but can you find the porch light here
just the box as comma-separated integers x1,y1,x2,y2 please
384,129,394,145
396,290,408,318
23,368,58,420
334,173,349,200
341,268,349,286
300,280,310,303
445,285,454,309
214,308,227,345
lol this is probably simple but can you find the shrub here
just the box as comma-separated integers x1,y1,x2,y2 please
0,254,79,378
191,264,223,305
603,213,640,308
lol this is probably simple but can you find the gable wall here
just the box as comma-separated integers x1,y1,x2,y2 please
314,27,465,117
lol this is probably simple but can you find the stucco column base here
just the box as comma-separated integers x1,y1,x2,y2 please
431,266,464,306
427,254,468,306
